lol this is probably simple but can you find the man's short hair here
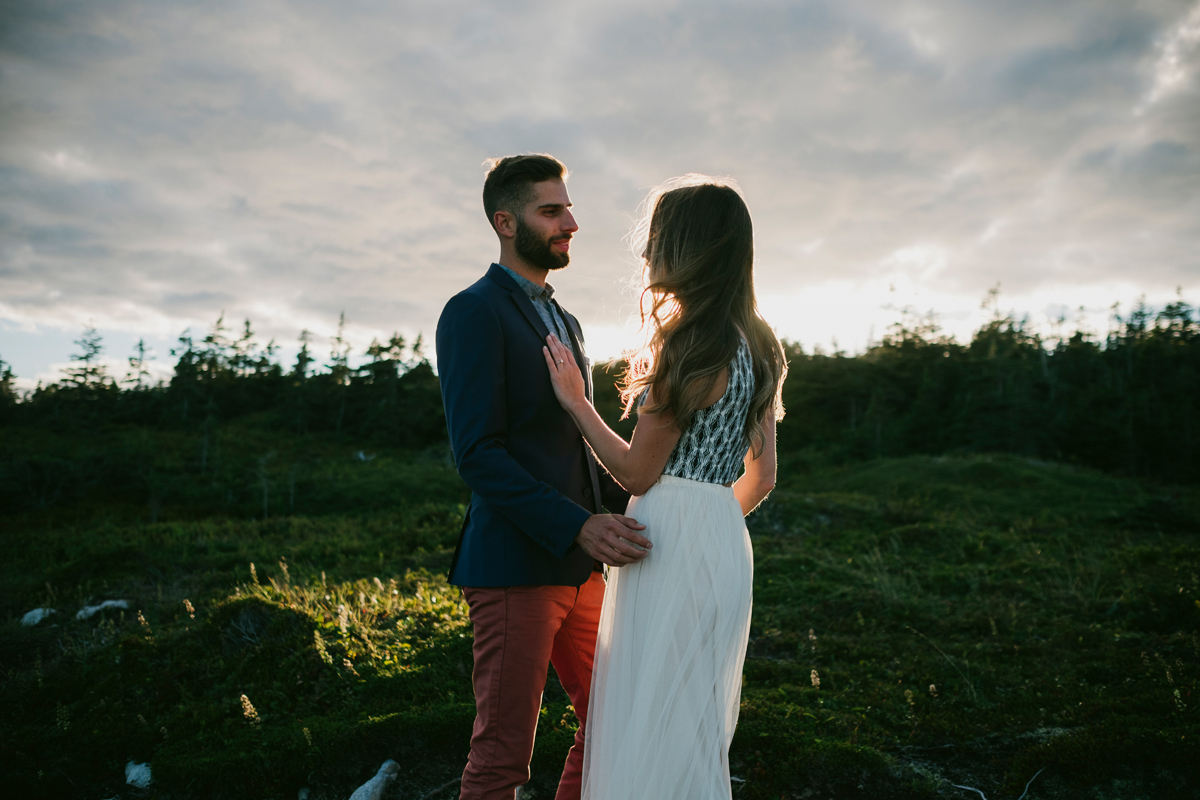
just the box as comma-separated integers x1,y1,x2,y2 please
482,154,568,230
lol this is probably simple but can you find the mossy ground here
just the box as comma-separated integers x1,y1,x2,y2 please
735,454,1199,798
1,423,1197,798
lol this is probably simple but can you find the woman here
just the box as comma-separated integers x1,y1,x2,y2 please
541,175,787,799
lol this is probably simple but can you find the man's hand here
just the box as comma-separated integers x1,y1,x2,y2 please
575,514,652,566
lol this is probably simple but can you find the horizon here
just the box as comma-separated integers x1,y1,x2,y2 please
3,285,1191,394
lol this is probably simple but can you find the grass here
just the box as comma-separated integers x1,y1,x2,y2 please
1,420,1197,798
734,454,1199,798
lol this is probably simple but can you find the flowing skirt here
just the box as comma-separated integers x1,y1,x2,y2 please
581,475,753,800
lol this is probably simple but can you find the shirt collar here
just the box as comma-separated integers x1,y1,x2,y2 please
497,264,555,304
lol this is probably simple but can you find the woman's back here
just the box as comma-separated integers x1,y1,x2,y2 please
660,338,754,485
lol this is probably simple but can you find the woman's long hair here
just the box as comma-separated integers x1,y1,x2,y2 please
620,175,787,456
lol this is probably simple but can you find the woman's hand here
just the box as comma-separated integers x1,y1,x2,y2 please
542,333,682,495
542,334,587,412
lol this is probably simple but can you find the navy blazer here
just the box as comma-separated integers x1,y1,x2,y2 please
436,264,630,587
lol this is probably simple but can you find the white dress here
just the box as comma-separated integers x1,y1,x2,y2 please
582,341,755,800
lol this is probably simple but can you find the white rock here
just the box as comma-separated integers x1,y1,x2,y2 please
298,789,310,800
348,760,399,800
21,608,56,626
125,761,152,788
78,600,131,620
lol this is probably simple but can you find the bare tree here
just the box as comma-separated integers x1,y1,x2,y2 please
255,452,276,520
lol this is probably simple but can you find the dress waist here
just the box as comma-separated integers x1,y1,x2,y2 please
650,474,736,494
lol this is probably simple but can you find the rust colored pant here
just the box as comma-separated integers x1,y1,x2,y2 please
459,571,605,800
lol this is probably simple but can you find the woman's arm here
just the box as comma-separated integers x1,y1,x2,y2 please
544,335,684,496
733,409,776,516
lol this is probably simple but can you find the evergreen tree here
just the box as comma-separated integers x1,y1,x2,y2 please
232,319,257,377
199,313,234,380
328,313,352,385
328,312,352,433
61,324,108,388
0,357,16,407
365,333,406,382
125,339,153,389
293,329,314,379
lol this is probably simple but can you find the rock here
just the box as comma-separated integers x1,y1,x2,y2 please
298,789,310,800
21,608,56,626
125,761,152,788
78,600,131,620
348,760,400,800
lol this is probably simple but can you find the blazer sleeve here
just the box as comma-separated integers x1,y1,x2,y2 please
436,291,593,558
598,469,630,515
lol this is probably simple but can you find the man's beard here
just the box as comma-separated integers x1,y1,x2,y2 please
515,217,570,271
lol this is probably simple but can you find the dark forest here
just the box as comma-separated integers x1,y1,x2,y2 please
2,294,1197,512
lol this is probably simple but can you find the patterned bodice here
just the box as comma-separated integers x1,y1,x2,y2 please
659,338,755,485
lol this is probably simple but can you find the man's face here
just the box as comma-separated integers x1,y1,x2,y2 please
513,179,578,272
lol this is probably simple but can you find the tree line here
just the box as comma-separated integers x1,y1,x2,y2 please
2,291,1197,495
774,292,1199,485
0,313,446,448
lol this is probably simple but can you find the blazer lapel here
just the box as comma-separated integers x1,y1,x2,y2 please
553,299,606,514
487,263,594,407
486,264,552,341
553,299,592,401
510,291,552,342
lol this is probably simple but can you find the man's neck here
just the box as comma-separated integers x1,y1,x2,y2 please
497,251,549,288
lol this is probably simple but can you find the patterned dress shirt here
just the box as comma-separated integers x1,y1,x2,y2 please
498,264,576,357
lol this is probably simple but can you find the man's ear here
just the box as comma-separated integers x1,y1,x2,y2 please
493,210,517,239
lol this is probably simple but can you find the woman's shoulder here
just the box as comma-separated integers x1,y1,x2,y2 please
697,366,730,410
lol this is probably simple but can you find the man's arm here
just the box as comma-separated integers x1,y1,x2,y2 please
436,292,648,564
598,466,630,515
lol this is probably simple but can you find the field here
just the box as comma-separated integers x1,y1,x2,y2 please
1,420,1198,799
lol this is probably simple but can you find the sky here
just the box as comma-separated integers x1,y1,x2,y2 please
1,0,1198,390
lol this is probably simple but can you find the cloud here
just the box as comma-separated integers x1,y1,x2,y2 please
1144,1,1200,106
1,0,1198,379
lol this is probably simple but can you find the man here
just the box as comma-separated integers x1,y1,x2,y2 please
435,154,653,800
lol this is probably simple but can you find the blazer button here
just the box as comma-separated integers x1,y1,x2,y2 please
582,487,593,498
